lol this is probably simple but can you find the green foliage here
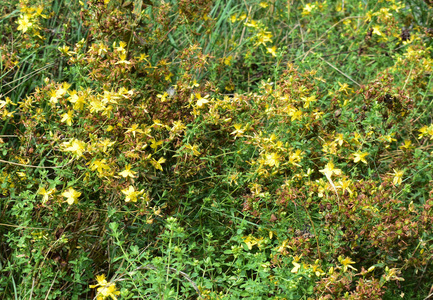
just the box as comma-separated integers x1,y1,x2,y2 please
1,0,433,299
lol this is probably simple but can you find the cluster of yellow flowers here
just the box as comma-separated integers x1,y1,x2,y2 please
16,2,47,38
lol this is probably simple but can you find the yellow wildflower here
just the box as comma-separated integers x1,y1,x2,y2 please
291,255,302,273
291,261,301,273
399,140,413,150
224,55,233,66
245,19,258,28
336,178,353,195
118,164,137,178
242,235,264,250
264,152,280,167
231,124,245,137
372,25,383,36
89,274,121,300
157,92,169,102
61,139,86,157
38,187,56,204
195,93,210,108
352,151,369,164
319,161,342,178
391,169,404,185
337,82,351,94
97,138,115,153
60,110,73,126
17,14,33,33
58,45,74,56
185,144,201,156
301,95,317,109
238,13,247,21
151,157,166,171
384,267,404,282
121,186,144,202
62,187,81,205
255,30,272,46
68,91,86,110
150,138,163,150
266,45,277,57
334,133,345,146
338,256,357,272
125,124,144,138
90,159,110,175
302,4,316,16
170,120,186,134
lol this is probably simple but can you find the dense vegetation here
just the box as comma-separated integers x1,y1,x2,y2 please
1,0,433,299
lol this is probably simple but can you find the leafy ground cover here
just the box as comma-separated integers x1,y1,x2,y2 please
1,0,433,299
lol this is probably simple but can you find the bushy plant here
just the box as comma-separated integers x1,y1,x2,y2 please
1,0,432,299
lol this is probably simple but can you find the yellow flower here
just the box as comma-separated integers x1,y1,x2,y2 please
338,256,357,272
391,169,404,185
61,110,73,126
90,159,110,175
38,187,56,204
352,151,369,164
49,89,60,104
150,138,163,150
337,82,351,94
17,14,33,33
264,152,280,167
185,144,201,156
291,261,301,273
165,72,173,82
399,140,413,150
291,255,302,273
319,161,342,178
137,52,149,62
121,186,144,202
56,82,71,98
302,4,316,16
245,19,258,28
151,157,166,171
97,138,115,153
195,93,210,108
118,164,137,178
231,124,245,137
336,178,353,195
255,30,273,46
372,25,382,36
62,187,81,205
238,13,247,21
90,274,121,300
90,274,108,288
61,139,86,157
170,120,186,134
301,95,316,108
384,267,404,282
334,133,345,146
223,55,233,66
125,124,144,138
58,45,74,56
68,91,86,110
242,235,264,250
266,45,277,57
98,43,108,56
157,92,169,102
